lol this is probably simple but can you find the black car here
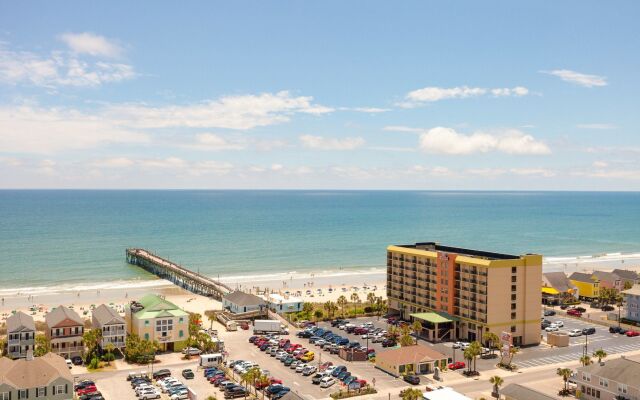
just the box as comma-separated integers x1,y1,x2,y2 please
71,356,84,365
609,326,627,334
403,374,420,385
560,304,570,310
225,387,247,399
381,339,396,347
74,380,95,390
601,305,615,311
152,369,171,380
182,369,195,379
582,327,596,335
79,394,104,400
331,319,346,327
575,307,587,313
543,310,556,316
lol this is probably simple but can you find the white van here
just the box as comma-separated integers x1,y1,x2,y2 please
320,377,336,388
200,353,224,367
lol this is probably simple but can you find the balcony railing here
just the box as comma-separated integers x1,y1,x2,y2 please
52,345,84,353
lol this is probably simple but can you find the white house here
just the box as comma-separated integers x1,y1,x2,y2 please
266,293,303,314
223,291,266,314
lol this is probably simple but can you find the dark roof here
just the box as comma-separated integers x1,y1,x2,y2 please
578,357,640,386
501,383,557,400
613,269,638,281
543,272,573,292
592,271,621,284
569,272,597,283
92,304,125,326
6,311,35,332
280,392,305,400
399,242,523,260
224,291,266,307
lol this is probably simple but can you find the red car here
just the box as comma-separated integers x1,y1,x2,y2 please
626,330,640,337
255,378,283,389
279,339,290,347
567,309,582,317
319,362,333,371
448,361,466,370
76,386,97,395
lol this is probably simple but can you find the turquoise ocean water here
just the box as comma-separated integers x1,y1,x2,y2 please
1,190,639,292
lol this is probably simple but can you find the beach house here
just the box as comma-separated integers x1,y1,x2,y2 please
541,272,577,305
569,272,600,300
92,304,126,351
44,306,85,359
500,383,558,400
5,311,35,359
622,285,640,323
573,355,640,400
265,293,303,314
612,269,639,289
223,291,266,315
592,271,623,292
375,344,447,377
0,353,74,400
125,294,189,352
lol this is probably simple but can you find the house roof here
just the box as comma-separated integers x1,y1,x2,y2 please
93,304,125,326
423,387,472,400
280,392,305,400
613,269,638,281
543,272,573,292
6,311,35,332
224,291,266,307
45,305,83,327
0,353,73,388
569,272,598,283
592,270,621,284
410,312,459,324
132,294,188,319
622,285,640,296
578,357,640,386
376,344,447,366
501,383,557,400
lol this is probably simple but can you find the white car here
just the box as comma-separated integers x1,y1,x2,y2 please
275,351,287,360
296,363,308,373
170,393,189,400
325,366,337,374
302,365,317,376
140,390,161,400
452,341,469,349
315,339,326,346
338,325,347,330
320,377,336,388
555,321,564,327
181,346,202,355
545,324,559,332
568,329,583,337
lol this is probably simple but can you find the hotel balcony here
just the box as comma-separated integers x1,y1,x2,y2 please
52,345,84,353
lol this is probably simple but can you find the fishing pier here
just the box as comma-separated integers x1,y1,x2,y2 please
125,248,231,300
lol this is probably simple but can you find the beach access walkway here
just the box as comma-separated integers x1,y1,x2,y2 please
125,248,231,300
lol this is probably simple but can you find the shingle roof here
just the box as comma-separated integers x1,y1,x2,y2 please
224,291,266,307
376,344,447,365
501,383,557,400
92,304,125,326
578,357,640,386
569,272,597,283
622,285,640,296
6,311,35,332
592,271,621,284
0,353,72,388
280,392,305,400
45,305,83,327
613,269,638,281
543,272,573,292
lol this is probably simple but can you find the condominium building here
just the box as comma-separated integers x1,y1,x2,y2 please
92,304,126,351
5,311,35,359
387,242,542,346
125,294,189,352
44,306,85,358
574,356,640,400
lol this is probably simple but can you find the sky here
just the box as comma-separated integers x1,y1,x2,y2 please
0,1,639,190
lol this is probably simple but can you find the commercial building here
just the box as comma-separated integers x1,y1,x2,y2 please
569,272,600,300
265,293,303,314
375,344,447,377
5,311,35,359
387,242,542,346
125,294,189,352
0,353,74,400
541,272,577,305
92,304,126,351
573,356,640,400
423,387,472,400
500,383,557,400
44,306,85,358
622,285,640,323
223,291,266,315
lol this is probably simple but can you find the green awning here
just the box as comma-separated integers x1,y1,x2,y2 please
410,311,459,324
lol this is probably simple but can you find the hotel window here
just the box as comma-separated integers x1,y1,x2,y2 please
511,266,517,273
18,389,27,399
618,384,628,393
179,317,184,323
511,294,516,301
144,333,149,340
511,303,516,310
510,326,516,332
511,276,517,283
179,330,184,337
511,312,516,319
511,285,516,292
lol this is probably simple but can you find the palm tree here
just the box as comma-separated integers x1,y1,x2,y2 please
580,355,592,366
399,325,415,347
205,310,216,330
302,302,314,319
375,297,386,318
367,292,376,310
337,295,347,318
592,348,607,363
350,293,360,317
103,342,116,365
323,301,333,318
411,321,423,344
313,310,323,322
82,328,102,362
489,375,504,397
557,367,572,395
482,332,500,356
401,388,423,400
506,347,519,369
468,341,482,373
463,347,474,374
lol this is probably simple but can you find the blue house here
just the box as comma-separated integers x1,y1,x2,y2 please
622,285,640,323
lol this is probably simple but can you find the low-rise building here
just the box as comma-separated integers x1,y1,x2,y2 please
5,311,35,359
542,272,577,305
266,293,303,314
622,285,640,323
125,294,189,352
375,344,447,377
574,356,640,400
423,387,472,400
223,291,266,314
569,272,600,300
92,304,126,351
592,271,623,292
613,269,639,289
0,353,74,400
44,306,84,358
500,383,557,400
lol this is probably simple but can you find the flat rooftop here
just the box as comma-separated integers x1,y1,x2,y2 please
394,242,527,260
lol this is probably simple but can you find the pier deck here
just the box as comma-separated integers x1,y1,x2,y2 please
126,248,231,300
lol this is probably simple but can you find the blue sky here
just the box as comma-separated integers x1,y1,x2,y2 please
0,1,639,189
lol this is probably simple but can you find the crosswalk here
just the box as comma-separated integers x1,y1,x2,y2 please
518,341,640,368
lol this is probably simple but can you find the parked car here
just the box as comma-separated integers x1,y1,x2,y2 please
568,329,583,337
601,305,615,311
71,356,84,365
182,347,202,355
545,325,559,332
543,309,556,316
403,374,420,385
554,321,564,327
567,309,583,317
448,361,465,370
181,369,195,379
626,330,640,337
320,377,336,388
609,326,627,334
582,327,596,335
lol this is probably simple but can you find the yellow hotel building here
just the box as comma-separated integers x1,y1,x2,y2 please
387,242,542,346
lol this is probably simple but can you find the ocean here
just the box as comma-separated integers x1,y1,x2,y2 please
1,190,639,294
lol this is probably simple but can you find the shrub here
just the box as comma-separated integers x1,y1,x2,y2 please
364,306,373,313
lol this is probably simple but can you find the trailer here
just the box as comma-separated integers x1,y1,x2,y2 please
253,319,287,334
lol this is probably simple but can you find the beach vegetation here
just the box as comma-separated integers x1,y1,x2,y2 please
34,334,50,357
367,292,376,309
82,328,102,364
398,388,422,400
337,295,348,317
313,309,323,321
463,341,482,376
489,375,504,397
580,355,592,366
323,301,338,318
398,325,414,347
0,338,4,357
411,321,422,344
557,367,573,396
592,348,607,363
124,333,159,364
350,293,360,317
330,385,377,399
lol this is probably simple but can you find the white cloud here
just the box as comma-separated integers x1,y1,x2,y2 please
593,161,608,168
383,126,424,134
407,165,452,177
59,32,123,58
92,157,135,168
577,123,617,130
189,160,234,176
542,69,607,87
418,127,551,155
0,105,149,154
400,85,529,107
509,168,556,177
106,91,332,130
299,134,365,150
344,107,390,113
139,157,187,169
466,168,507,177
185,133,246,151
0,42,135,88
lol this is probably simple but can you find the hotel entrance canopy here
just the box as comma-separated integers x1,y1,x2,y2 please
410,311,459,324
